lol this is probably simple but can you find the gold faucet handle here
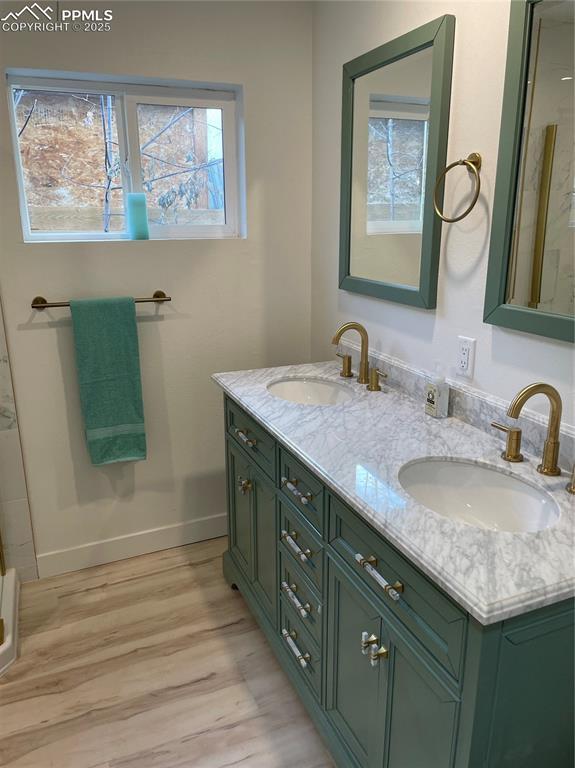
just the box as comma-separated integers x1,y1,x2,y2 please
336,352,353,378
367,366,387,392
491,422,524,463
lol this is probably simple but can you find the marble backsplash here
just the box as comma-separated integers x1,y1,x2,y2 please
339,339,575,470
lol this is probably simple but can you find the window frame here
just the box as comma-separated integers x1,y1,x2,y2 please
366,98,430,236
6,74,242,243
124,93,238,240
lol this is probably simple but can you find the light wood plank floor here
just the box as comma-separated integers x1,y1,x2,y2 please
0,538,333,768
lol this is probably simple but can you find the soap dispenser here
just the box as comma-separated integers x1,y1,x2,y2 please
425,363,449,419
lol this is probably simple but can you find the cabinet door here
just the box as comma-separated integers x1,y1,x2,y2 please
326,558,388,768
382,624,459,768
251,466,277,625
227,441,253,579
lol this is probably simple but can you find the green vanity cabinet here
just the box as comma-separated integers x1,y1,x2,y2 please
485,604,574,767
325,557,389,767
251,467,278,622
326,556,459,768
221,396,574,768
329,496,467,680
226,439,278,627
226,440,253,581
382,611,460,768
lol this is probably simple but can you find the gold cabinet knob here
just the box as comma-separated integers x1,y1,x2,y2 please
237,476,252,494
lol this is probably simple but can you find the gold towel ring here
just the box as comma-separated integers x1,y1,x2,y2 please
434,152,482,223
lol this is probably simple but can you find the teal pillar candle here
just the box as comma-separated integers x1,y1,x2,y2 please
126,193,149,240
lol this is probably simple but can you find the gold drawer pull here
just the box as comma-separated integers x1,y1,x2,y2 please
281,580,311,618
234,428,257,449
281,476,313,506
282,628,311,668
354,552,404,602
281,530,312,563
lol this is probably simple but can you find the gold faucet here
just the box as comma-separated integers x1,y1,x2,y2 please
332,322,369,384
507,383,562,476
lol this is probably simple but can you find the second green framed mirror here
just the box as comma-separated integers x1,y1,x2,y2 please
483,0,574,343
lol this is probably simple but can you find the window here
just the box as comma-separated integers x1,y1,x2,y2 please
366,97,429,235
7,75,242,242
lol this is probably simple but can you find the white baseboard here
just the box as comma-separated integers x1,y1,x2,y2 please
0,568,20,678
36,514,227,578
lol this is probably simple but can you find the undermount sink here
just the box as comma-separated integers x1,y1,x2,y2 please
398,458,560,533
267,376,354,406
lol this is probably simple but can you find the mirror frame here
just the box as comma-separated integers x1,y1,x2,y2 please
483,0,574,343
339,15,455,309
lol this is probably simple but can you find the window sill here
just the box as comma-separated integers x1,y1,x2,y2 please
23,233,244,244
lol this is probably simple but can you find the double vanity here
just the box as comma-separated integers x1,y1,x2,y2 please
213,332,574,768
212,0,574,760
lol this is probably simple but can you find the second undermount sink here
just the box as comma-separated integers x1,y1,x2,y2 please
267,376,355,406
398,458,560,533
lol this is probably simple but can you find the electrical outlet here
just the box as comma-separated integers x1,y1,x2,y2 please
457,336,476,379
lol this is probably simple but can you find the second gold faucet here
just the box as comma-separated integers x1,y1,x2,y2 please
506,383,563,476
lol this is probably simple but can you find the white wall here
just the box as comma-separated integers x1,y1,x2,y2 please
0,1,312,575
311,0,574,426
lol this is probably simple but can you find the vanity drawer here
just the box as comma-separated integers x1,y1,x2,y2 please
280,600,321,701
329,495,466,680
226,398,276,481
279,500,324,593
279,448,324,533
280,553,323,647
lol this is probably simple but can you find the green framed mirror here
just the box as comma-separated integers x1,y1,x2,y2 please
339,15,455,308
484,0,574,342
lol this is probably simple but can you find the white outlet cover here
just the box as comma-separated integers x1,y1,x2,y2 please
457,336,476,379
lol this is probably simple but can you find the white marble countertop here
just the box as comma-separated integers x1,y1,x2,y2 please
213,362,574,625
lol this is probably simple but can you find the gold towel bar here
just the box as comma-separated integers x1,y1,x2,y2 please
434,152,482,223
31,290,171,310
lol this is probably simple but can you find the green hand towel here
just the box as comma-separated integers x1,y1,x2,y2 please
70,297,147,465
